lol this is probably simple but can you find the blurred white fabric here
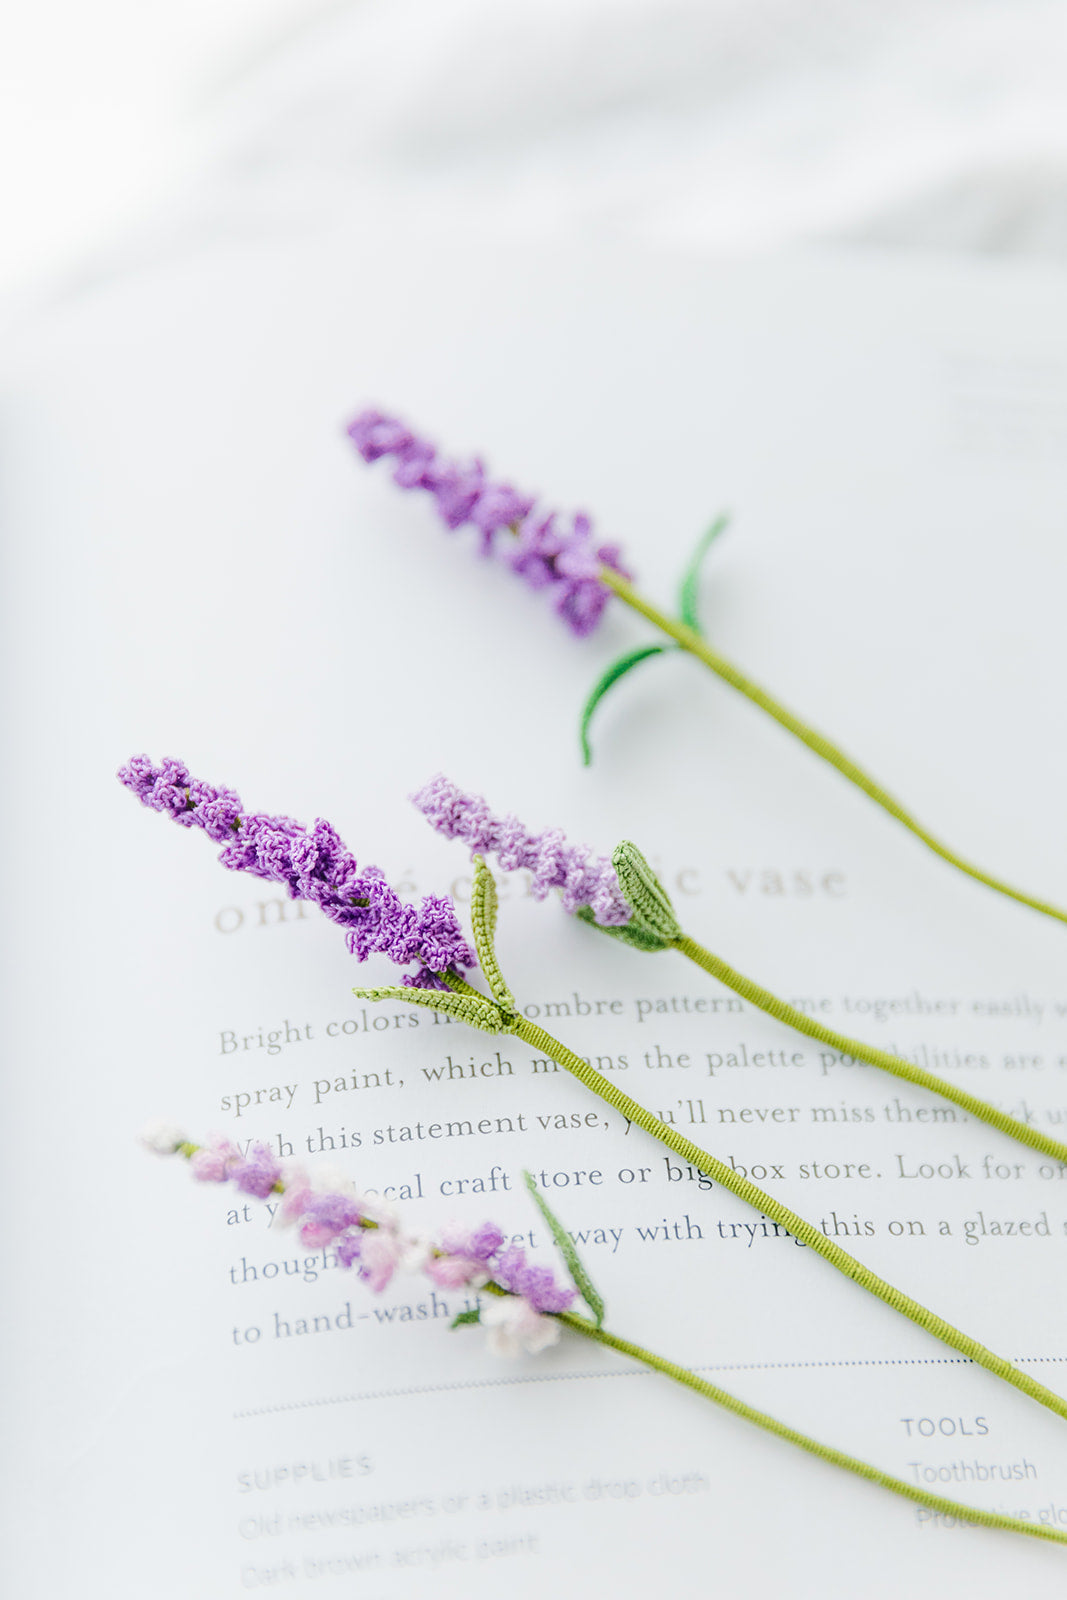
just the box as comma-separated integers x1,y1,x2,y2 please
201,0,1067,257
4,0,1067,304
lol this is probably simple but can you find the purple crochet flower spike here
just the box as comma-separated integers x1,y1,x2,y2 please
152,1134,578,1348
412,774,632,927
118,756,476,983
347,409,630,638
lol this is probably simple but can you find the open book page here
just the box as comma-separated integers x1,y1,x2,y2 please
2,227,1067,1598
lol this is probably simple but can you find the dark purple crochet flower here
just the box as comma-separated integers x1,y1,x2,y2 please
412,773,632,926
118,756,476,982
346,408,630,637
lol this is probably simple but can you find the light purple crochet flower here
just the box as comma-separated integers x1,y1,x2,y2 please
335,1233,363,1269
297,1192,366,1249
347,408,630,637
118,756,476,983
425,1220,507,1289
188,1137,282,1195
231,1142,284,1199
157,1138,577,1355
189,1135,240,1184
412,774,632,927
492,1244,576,1314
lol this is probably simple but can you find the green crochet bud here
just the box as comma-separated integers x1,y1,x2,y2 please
612,840,683,944
575,841,682,951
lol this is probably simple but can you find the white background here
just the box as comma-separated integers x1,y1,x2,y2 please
3,0,1067,307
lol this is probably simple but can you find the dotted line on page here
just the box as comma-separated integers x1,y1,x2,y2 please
232,1353,1067,1421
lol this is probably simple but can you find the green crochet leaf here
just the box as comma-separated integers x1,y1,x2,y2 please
351,984,505,1034
450,1308,482,1329
575,904,672,952
470,857,517,1016
579,645,667,766
523,1171,605,1327
677,513,729,635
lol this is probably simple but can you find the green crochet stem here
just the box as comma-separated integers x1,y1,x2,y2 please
359,856,1067,1441
461,996,1067,1430
602,840,1066,1165
671,933,1067,1166
172,1144,1058,1544
556,1312,1067,1547
599,567,1067,927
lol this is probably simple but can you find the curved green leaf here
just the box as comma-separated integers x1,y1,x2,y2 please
678,513,729,635
450,1308,482,1329
579,645,667,766
470,857,517,1016
523,1171,606,1327
575,904,671,952
351,984,505,1034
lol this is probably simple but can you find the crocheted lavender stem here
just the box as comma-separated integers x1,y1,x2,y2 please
346,408,630,638
148,1131,576,1352
118,756,475,982
412,774,632,927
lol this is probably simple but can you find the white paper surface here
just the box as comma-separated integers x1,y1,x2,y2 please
3,229,1067,1597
